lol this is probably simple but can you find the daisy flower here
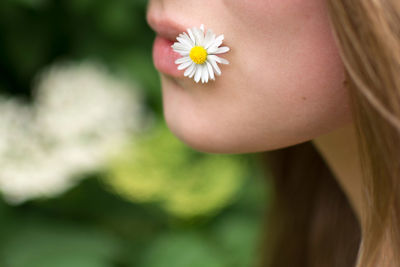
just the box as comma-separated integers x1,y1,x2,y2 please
171,24,230,83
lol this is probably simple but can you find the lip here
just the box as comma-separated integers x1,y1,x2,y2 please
146,10,187,41
152,35,183,77
147,11,190,78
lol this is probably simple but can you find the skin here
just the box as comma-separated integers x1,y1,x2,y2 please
147,0,363,222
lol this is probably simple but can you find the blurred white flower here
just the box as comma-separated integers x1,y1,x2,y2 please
0,61,150,204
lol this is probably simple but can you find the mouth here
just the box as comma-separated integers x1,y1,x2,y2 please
146,11,190,78
146,11,187,42
146,9,230,82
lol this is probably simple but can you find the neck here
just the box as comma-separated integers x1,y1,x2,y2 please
312,122,364,224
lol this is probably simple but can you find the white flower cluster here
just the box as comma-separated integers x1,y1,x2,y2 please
0,61,149,204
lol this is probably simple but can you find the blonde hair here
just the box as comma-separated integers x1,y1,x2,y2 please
328,0,400,266
258,0,400,266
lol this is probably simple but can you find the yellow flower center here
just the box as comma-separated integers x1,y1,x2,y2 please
189,46,208,64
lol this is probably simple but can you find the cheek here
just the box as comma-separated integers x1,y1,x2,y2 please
226,0,351,145
161,0,351,154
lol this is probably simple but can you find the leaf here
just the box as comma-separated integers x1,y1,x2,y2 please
1,218,120,267
140,231,227,267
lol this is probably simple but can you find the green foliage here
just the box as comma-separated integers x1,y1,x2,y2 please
1,218,120,267
0,169,267,267
141,231,226,267
0,0,161,112
0,0,270,266
210,214,261,267
103,121,250,219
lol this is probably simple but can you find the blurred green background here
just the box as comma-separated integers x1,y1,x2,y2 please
0,0,271,266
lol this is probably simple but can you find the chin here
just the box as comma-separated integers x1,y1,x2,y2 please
163,113,310,155
162,104,291,155
164,122,252,155
163,106,352,155
158,74,353,155
162,105,234,154
159,75,247,154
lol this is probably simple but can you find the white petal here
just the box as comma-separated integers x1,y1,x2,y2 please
215,34,224,45
207,44,224,54
172,42,189,50
172,48,190,55
177,60,193,70
207,46,216,54
171,45,190,56
171,44,185,51
182,32,195,46
194,65,202,83
206,61,215,80
219,58,229,64
206,35,224,53
176,51,190,56
172,46,190,56
177,36,193,49
208,58,221,76
202,64,209,83
204,33,217,49
171,47,187,53
203,29,214,50
200,24,204,32
208,55,229,65
175,57,191,64
184,62,195,76
201,64,206,83
193,27,204,46
187,28,196,44
213,46,230,54
176,38,192,50
212,34,224,47
189,65,197,78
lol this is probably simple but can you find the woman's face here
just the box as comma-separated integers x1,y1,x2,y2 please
146,0,351,154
